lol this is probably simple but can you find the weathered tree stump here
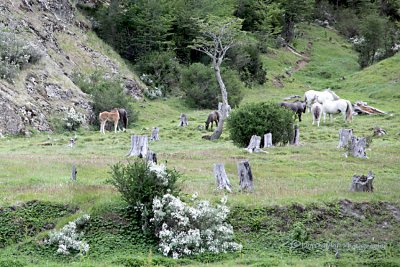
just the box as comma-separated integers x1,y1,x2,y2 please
338,129,353,148
348,136,367,158
237,160,254,192
246,135,262,153
291,125,300,145
150,127,160,141
146,151,158,164
213,163,232,192
71,165,77,182
127,135,148,158
68,138,75,148
350,171,374,192
264,133,273,148
179,113,188,126
373,127,386,137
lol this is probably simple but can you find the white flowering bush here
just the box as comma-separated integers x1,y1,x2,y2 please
45,214,90,256
0,31,42,82
152,194,242,259
63,107,86,131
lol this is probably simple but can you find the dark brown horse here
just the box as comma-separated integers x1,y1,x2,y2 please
205,111,220,130
117,108,128,131
279,100,306,122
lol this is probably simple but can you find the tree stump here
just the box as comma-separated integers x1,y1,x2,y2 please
71,165,77,182
179,113,188,126
263,133,273,148
213,163,232,192
237,160,254,192
373,127,386,137
146,151,157,164
338,129,353,148
150,127,160,141
246,135,262,153
348,136,367,158
68,138,75,148
127,135,148,158
291,125,300,145
350,171,374,192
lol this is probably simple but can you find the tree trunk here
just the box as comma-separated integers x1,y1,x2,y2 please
218,102,231,118
338,129,353,148
237,160,254,192
350,171,374,192
127,135,148,158
214,163,232,192
246,135,262,153
146,151,157,164
291,125,300,145
348,136,367,158
71,165,77,182
264,133,273,148
150,127,160,141
179,114,188,126
210,63,229,140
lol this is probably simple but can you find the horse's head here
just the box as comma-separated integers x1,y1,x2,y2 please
205,121,209,130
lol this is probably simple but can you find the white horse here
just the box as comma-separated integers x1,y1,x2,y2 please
311,100,322,127
304,89,340,112
320,99,353,123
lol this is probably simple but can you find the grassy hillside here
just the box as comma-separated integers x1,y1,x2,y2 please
0,23,399,266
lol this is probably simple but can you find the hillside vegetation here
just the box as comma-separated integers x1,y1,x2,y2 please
0,17,399,266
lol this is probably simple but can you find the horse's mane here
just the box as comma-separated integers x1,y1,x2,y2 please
323,88,340,100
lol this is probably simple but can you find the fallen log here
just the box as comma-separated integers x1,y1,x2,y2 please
353,101,386,115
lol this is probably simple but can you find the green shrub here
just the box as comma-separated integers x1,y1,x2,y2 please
135,51,181,97
181,63,243,109
226,102,294,147
108,159,180,231
72,71,138,126
0,31,42,82
226,43,267,87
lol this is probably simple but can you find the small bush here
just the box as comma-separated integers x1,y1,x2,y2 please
45,214,90,256
226,102,294,147
63,107,86,131
181,63,243,109
109,159,180,231
0,31,43,82
152,194,242,259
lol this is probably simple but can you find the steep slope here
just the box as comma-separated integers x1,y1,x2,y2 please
0,0,144,135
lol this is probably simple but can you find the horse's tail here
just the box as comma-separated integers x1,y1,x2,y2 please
123,112,128,129
345,100,353,122
314,106,321,119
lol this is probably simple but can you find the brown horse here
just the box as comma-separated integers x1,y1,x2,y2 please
205,111,220,130
99,108,120,134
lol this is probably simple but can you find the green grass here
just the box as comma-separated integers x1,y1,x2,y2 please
1,22,400,266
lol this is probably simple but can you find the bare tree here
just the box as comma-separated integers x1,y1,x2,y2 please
191,16,243,140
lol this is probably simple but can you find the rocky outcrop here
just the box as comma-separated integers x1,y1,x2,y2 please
0,0,144,135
